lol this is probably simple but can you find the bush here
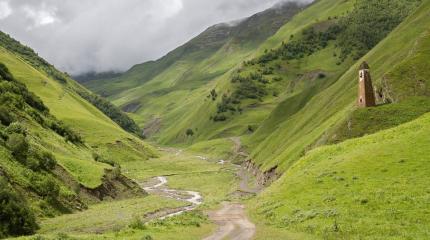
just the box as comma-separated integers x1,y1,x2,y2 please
0,64,48,113
0,106,14,126
38,152,57,171
29,150,57,171
213,115,227,122
31,176,60,201
0,63,14,81
92,153,116,167
6,133,29,162
0,178,39,238
186,129,194,137
129,216,146,230
5,122,27,135
209,89,218,101
50,121,83,144
76,90,141,135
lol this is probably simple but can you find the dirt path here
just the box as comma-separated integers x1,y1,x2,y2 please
202,138,258,240
139,176,203,220
204,202,256,240
230,137,262,194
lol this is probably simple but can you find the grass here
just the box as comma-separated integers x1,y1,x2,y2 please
328,97,430,144
121,148,239,207
186,138,234,160
0,45,156,188
11,146,238,240
246,0,430,173
249,112,430,239
14,198,213,240
37,195,186,234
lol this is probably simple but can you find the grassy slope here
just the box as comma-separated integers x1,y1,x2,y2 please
250,111,430,239
0,46,156,187
146,0,349,145
78,3,306,146
246,0,430,172
246,2,430,238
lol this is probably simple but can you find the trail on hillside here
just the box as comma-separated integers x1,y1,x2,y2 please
139,176,203,220
203,138,258,240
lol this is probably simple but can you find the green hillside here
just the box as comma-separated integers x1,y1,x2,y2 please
250,111,430,239
77,2,308,141
246,1,430,239
0,32,157,167
0,63,106,238
246,0,427,174
0,31,156,238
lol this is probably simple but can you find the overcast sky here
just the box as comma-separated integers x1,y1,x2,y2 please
0,0,309,74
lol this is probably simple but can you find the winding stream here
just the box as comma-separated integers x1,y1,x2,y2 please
141,176,203,219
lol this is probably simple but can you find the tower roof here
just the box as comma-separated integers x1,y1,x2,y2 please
359,61,370,70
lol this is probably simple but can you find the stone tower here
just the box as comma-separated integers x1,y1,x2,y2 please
358,61,376,108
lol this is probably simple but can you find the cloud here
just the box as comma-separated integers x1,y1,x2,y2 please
0,0,312,74
23,4,58,28
0,1,12,19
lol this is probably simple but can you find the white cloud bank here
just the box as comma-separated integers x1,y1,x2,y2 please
0,1,12,19
0,0,312,74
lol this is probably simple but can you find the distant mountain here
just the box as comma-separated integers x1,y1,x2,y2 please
78,1,307,97
73,71,123,84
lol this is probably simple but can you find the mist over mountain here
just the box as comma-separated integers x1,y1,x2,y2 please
0,0,312,75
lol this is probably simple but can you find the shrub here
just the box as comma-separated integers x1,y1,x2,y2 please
92,153,116,166
186,129,194,137
37,151,57,171
31,176,60,201
0,106,14,126
129,216,146,230
5,122,27,135
6,133,29,162
210,89,218,101
0,178,39,238
50,121,83,144
141,235,153,240
213,115,227,122
0,63,14,81
76,90,141,135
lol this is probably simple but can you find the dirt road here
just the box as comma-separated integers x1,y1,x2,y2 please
203,138,258,240
204,202,256,240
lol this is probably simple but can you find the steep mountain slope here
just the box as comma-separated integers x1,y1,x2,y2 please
246,1,430,239
0,32,156,238
245,0,427,175
0,64,142,238
80,0,356,145
77,1,309,137
0,32,156,168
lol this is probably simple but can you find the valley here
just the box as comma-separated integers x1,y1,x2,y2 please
1,0,430,239
17,143,260,240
